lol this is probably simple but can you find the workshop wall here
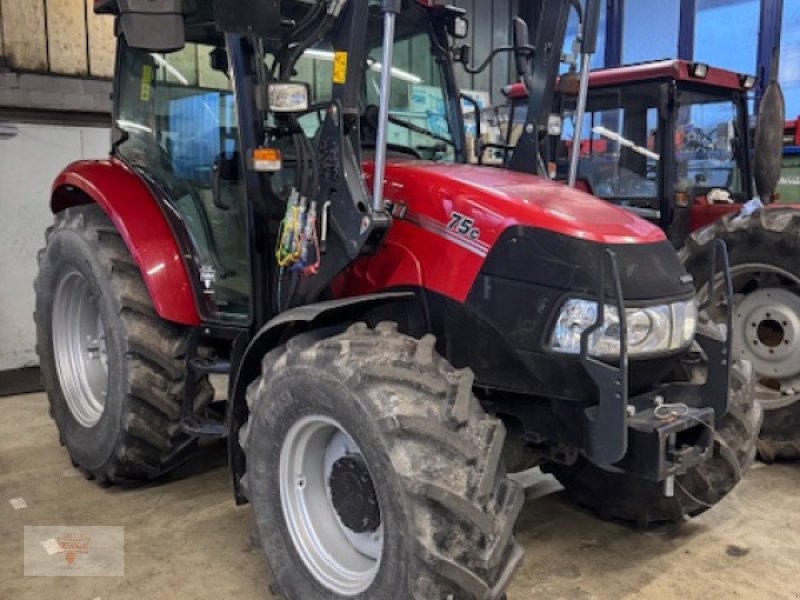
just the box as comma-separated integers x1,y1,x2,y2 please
0,0,114,77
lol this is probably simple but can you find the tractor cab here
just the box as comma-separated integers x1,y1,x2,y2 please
504,60,756,246
109,0,468,326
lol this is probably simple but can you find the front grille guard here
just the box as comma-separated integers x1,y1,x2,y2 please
579,249,629,466
578,240,735,467
695,239,735,419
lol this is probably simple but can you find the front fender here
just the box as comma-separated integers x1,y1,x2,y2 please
227,292,415,504
51,158,200,326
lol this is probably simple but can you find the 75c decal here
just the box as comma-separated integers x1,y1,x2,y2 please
447,212,481,241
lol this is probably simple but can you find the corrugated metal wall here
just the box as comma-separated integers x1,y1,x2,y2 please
0,0,115,78
0,1,521,96
451,0,520,102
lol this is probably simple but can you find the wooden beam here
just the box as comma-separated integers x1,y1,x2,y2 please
85,0,115,78
0,0,5,58
0,0,47,70
47,0,89,75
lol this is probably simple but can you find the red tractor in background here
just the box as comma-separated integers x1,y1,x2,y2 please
495,1,796,463
34,1,758,598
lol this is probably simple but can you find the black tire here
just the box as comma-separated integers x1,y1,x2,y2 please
241,322,524,600
543,357,761,528
680,208,800,461
34,205,213,484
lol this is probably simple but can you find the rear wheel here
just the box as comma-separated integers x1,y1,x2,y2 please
544,356,760,527
34,205,212,484
241,323,524,599
681,208,800,460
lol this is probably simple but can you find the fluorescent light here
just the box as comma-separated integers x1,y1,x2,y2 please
150,53,189,85
367,60,423,84
303,48,335,61
300,49,422,84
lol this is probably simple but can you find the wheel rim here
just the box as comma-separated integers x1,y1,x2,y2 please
52,270,109,427
279,415,383,596
702,263,800,410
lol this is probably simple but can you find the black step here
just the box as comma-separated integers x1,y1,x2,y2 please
189,357,231,375
179,416,228,439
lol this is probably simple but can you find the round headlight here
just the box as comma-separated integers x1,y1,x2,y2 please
627,310,654,346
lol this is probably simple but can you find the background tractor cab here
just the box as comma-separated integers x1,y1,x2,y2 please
504,60,763,248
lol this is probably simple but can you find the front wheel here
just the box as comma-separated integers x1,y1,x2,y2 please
240,323,524,599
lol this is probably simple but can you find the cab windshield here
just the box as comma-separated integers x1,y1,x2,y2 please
511,80,750,211
261,3,458,163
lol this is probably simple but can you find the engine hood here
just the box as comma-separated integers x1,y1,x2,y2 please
377,159,665,245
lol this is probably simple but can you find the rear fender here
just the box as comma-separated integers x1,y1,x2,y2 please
227,292,416,504
51,158,200,326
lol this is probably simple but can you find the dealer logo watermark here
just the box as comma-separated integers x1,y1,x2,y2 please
24,526,124,576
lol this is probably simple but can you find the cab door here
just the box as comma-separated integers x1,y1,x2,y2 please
114,37,251,323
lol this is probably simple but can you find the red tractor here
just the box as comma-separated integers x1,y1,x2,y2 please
35,1,757,598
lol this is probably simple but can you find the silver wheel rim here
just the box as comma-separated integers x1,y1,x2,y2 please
279,415,383,596
52,269,109,427
702,263,800,410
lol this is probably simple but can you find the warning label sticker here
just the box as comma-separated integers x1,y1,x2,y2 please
333,51,348,85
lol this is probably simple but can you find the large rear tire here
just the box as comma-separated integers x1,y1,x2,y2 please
543,357,760,527
34,205,212,484
241,323,524,600
681,208,800,460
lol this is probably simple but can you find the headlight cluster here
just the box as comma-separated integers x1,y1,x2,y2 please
549,298,697,358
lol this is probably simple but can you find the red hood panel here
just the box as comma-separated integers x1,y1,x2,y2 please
334,160,665,303
378,160,664,245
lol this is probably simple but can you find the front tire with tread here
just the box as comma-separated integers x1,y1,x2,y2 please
241,323,524,600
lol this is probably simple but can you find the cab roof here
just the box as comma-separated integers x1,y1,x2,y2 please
505,59,752,100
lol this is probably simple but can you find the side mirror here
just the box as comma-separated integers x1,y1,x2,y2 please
267,82,311,114
116,0,185,52
512,18,533,81
753,79,786,202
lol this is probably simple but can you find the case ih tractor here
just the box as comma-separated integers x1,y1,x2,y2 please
35,1,757,598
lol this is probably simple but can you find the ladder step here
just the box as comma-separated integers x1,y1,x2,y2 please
179,417,228,439
189,358,231,375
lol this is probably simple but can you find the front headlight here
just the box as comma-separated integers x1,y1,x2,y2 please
549,298,697,358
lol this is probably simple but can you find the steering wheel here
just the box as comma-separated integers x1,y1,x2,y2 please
361,105,422,159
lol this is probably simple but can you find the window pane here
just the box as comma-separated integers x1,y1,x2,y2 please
365,30,456,162
695,0,759,74
561,87,660,202
116,42,251,321
623,0,679,64
562,0,607,72
675,98,742,193
780,1,800,119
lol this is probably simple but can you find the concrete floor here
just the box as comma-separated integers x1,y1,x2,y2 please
1,391,799,600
